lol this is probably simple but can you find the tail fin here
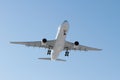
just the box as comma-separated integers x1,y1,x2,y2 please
38,58,66,62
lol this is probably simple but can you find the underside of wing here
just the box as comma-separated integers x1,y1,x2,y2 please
10,40,56,49
64,41,102,51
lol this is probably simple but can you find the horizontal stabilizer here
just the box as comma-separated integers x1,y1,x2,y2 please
38,58,66,62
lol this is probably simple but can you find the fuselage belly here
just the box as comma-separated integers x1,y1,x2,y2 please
51,21,69,60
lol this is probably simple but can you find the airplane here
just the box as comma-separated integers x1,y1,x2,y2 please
10,20,102,61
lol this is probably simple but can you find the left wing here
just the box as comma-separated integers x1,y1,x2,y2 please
10,40,56,49
64,41,102,51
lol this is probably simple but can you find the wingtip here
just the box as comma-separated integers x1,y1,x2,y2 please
10,42,13,44
97,48,102,51
10,42,15,44
10,42,20,44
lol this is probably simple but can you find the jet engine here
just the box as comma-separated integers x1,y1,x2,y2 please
74,41,79,49
42,38,47,45
74,41,79,46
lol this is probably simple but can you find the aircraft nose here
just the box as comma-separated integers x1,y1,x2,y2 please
63,20,68,24
61,20,69,30
64,20,68,23
62,20,69,25
61,20,69,28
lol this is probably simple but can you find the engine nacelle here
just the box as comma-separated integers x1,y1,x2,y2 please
74,41,79,46
42,38,47,45
74,41,79,49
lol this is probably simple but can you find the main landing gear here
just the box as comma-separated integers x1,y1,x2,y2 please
65,51,69,56
47,48,70,56
65,48,69,56
47,49,51,55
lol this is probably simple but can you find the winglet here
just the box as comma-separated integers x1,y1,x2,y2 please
38,58,66,62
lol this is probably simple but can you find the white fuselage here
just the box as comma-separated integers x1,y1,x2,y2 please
51,20,69,60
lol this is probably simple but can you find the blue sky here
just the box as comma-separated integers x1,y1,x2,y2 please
0,0,120,80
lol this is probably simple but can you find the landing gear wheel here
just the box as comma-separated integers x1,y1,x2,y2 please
64,32,66,35
47,49,51,55
63,30,66,35
65,51,69,56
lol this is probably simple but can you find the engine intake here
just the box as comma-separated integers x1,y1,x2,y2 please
42,38,47,43
74,41,79,46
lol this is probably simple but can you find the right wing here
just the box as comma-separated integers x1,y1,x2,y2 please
64,41,102,51
10,40,56,49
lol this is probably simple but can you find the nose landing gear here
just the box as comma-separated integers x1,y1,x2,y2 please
63,30,67,35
